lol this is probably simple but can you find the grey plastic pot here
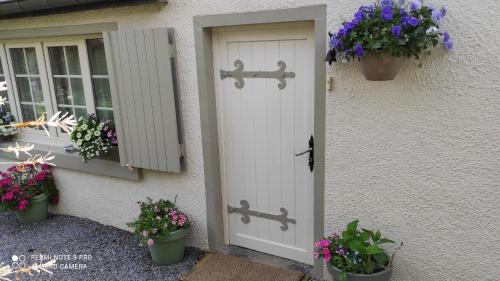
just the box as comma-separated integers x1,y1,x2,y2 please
148,227,190,265
15,193,49,224
328,265,393,281
360,55,404,81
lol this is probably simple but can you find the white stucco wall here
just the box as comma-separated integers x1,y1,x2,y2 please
1,0,499,280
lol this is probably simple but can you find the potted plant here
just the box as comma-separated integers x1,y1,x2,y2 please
128,197,190,265
326,0,453,81
315,220,402,281
0,164,59,224
0,110,19,139
70,114,117,162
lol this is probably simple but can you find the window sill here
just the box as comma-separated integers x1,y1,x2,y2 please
0,138,141,181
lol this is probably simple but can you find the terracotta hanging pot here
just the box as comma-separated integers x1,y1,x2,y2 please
360,55,404,81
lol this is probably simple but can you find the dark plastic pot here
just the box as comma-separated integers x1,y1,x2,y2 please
148,227,190,265
328,265,393,281
360,55,403,81
15,193,49,224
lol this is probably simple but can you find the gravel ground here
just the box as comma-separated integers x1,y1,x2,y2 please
0,212,206,281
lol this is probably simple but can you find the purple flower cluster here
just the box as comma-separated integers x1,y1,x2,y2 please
327,0,452,61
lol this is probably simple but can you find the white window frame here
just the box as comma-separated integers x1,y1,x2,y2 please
0,35,110,145
0,44,20,119
5,42,57,138
43,39,97,140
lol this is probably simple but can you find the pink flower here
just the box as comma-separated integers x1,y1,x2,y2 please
323,248,331,262
156,216,161,220
1,191,14,201
18,199,29,210
142,230,148,237
314,239,331,249
147,239,154,246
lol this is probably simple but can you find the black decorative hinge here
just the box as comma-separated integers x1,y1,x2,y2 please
295,135,314,172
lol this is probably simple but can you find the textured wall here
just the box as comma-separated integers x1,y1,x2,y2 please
0,0,499,280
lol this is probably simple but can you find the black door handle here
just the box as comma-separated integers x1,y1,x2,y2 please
295,135,314,172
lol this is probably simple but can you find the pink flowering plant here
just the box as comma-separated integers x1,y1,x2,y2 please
326,0,452,64
315,220,399,281
0,164,58,212
128,197,190,247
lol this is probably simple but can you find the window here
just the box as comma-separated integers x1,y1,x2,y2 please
0,57,11,113
2,37,114,139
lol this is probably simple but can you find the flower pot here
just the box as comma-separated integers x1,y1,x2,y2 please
15,193,49,224
360,55,403,81
328,265,393,281
148,227,190,265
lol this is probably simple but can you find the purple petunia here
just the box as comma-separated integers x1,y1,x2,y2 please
442,31,453,50
330,36,343,50
410,0,422,11
432,6,447,22
353,44,365,57
407,17,420,27
381,5,394,21
391,25,403,38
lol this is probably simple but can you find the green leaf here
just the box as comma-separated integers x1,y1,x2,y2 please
374,230,381,241
342,230,353,241
358,231,371,242
371,41,382,50
378,238,395,244
348,240,363,252
372,253,388,266
347,220,359,234
366,245,384,254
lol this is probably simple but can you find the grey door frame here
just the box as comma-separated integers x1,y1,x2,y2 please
193,5,326,278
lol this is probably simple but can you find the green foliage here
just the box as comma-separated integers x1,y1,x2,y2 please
127,197,190,246
315,220,397,281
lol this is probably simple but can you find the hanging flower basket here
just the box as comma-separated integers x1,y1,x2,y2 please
325,0,453,81
360,55,404,81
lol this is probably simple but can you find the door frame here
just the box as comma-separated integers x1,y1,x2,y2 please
194,5,326,278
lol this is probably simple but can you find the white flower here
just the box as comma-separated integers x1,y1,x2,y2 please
426,26,439,34
85,134,91,141
77,132,82,138
94,130,100,136
77,139,82,146
81,124,88,131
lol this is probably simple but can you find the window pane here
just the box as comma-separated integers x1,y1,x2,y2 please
25,48,39,75
34,105,45,119
74,108,88,119
10,48,27,74
87,39,108,75
70,78,86,106
58,106,73,117
53,77,71,105
21,104,35,121
93,78,112,108
97,109,114,122
17,77,32,102
0,75,7,100
48,47,66,75
65,46,81,75
30,77,44,103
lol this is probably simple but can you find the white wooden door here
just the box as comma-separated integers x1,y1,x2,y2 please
213,22,315,264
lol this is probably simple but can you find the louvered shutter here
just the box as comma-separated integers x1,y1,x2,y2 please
103,28,182,173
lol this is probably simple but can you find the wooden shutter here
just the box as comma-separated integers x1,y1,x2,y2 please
103,28,182,173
